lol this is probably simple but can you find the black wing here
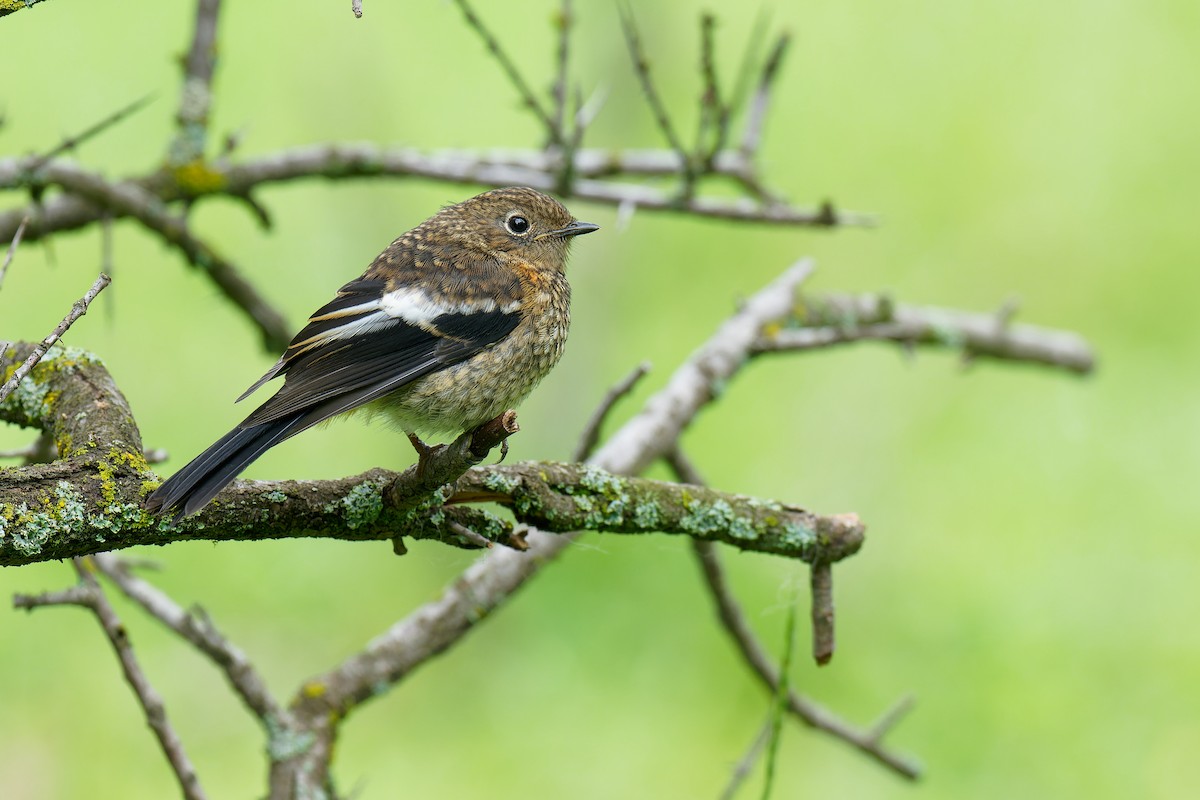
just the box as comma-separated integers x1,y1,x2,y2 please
146,273,522,518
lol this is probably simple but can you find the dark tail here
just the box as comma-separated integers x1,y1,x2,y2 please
145,414,308,519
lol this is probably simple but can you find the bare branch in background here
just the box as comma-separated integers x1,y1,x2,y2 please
452,0,560,144
0,214,27,290
573,360,651,461
6,159,290,350
756,293,1097,375
169,0,222,166
13,559,208,800
665,446,920,779
28,95,155,172
91,554,284,723
619,4,694,191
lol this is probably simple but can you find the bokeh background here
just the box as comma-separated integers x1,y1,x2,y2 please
2,1,1197,798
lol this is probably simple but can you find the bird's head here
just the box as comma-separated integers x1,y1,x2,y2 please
428,187,599,273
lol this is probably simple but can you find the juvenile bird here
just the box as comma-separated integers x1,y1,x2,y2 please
146,187,598,518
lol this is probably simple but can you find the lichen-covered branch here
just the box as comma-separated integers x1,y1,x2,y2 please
0,0,54,19
453,462,862,563
0,341,859,567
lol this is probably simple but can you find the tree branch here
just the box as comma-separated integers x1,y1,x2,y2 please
169,0,222,166
0,146,874,251
756,292,1096,375
3,158,291,351
13,559,208,800
91,553,284,723
0,0,54,20
665,447,920,779
0,272,110,405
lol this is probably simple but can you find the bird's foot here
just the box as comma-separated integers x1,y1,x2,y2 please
406,432,445,479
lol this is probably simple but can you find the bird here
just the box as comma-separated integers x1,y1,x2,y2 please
145,186,598,518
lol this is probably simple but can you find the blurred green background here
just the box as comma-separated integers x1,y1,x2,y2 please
2,1,1197,798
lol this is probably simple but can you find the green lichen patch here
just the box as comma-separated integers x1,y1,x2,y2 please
482,470,520,494
325,481,384,530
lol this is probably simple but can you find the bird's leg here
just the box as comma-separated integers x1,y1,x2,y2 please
497,439,509,463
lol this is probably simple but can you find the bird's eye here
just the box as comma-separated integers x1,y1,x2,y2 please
505,214,531,235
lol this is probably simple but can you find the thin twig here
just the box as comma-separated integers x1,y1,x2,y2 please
91,553,285,723
0,273,110,405
619,3,696,191
739,33,790,159
719,716,773,800
170,0,222,166
451,0,559,144
0,215,27,290
27,95,155,172
690,536,919,777
761,580,799,799
727,8,772,120
619,4,694,193
572,360,651,461
694,13,728,169
14,559,208,800
551,0,572,147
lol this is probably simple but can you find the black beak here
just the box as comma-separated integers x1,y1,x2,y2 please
547,220,600,239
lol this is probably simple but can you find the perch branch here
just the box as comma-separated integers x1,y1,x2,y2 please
274,258,826,791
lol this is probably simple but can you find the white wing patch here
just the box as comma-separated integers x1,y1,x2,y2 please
380,287,521,323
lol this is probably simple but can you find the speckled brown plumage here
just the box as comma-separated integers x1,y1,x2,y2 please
146,187,598,518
